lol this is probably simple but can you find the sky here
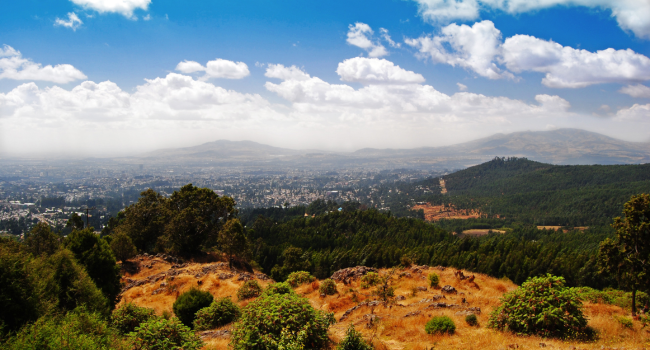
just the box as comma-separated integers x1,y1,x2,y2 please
1,0,650,157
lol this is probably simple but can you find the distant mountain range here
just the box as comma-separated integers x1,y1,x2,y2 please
137,129,650,170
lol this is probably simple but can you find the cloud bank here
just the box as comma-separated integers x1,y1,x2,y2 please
407,20,650,88
70,0,151,18
175,59,250,80
412,0,650,39
0,45,87,84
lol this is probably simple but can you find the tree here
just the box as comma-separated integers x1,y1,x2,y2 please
65,228,122,307
164,184,236,255
218,219,249,268
66,213,84,230
599,193,650,317
25,222,59,256
110,231,137,262
118,189,167,253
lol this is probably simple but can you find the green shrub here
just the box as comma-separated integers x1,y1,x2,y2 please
111,302,157,335
425,315,456,335
286,271,316,288
5,307,129,350
615,316,634,329
173,287,213,328
360,272,380,289
488,274,590,338
129,317,203,350
237,280,263,301
465,314,478,327
230,293,335,350
193,297,241,331
319,279,338,295
428,273,440,287
263,282,295,296
572,287,649,310
336,325,373,350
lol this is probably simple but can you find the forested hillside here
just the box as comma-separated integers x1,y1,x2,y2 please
248,209,616,288
383,157,650,226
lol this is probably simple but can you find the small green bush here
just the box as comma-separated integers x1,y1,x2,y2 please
488,274,590,339
129,317,203,350
286,271,316,288
465,314,478,327
172,287,213,328
360,272,380,289
337,324,373,350
615,316,634,329
230,293,335,350
237,280,262,301
425,315,456,335
193,297,241,331
319,279,338,295
428,273,440,287
111,302,157,334
263,282,295,296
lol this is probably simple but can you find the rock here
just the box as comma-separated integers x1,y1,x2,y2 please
395,295,406,301
151,287,165,295
404,311,422,318
441,285,457,294
416,286,427,291
339,302,368,321
330,266,378,283
432,294,446,300
467,307,481,314
454,311,475,316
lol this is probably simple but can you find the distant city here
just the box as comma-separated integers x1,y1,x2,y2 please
0,158,446,236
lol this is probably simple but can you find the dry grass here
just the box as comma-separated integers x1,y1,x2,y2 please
120,257,650,350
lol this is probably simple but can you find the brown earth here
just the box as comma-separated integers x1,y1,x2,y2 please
119,256,650,350
412,203,482,221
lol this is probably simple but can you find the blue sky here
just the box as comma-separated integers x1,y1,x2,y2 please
1,0,650,156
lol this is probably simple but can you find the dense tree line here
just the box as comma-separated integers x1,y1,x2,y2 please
247,209,617,288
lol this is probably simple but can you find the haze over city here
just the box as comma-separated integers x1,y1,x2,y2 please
1,0,650,157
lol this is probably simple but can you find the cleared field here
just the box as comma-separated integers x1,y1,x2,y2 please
120,255,650,350
461,229,506,236
412,203,481,221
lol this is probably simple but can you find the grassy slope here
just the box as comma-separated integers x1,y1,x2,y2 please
120,256,649,350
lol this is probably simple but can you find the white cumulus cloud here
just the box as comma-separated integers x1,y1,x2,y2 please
502,34,650,88
0,45,87,84
412,0,650,39
615,103,650,122
70,0,151,18
174,59,250,80
406,20,513,80
457,82,468,91
336,57,425,85
346,23,388,58
619,84,650,98
407,20,650,88
55,12,83,31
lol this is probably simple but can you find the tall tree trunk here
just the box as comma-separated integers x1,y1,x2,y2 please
631,288,637,317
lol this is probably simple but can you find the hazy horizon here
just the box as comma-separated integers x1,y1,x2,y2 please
2,0,650,157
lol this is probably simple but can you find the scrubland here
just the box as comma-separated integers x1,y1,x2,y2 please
121,255,650,350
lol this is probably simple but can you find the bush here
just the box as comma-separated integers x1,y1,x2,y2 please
615,316,633,329
428,273,440,287
110,231,137,262
425,315,456,335
360,272,380,289
319,279,338,296
193,297,241,331
465,314,478,327
111,302,157,334
263,282,295,296
237,280,263,301
488,274,590,338
286,271,316,288
337,325,373,350
173,287,213,328
230,293,335,350
5,307,129,350
129,317,203,350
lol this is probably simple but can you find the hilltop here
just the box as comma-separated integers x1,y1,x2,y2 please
120,254,649,349
128,129,650,169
